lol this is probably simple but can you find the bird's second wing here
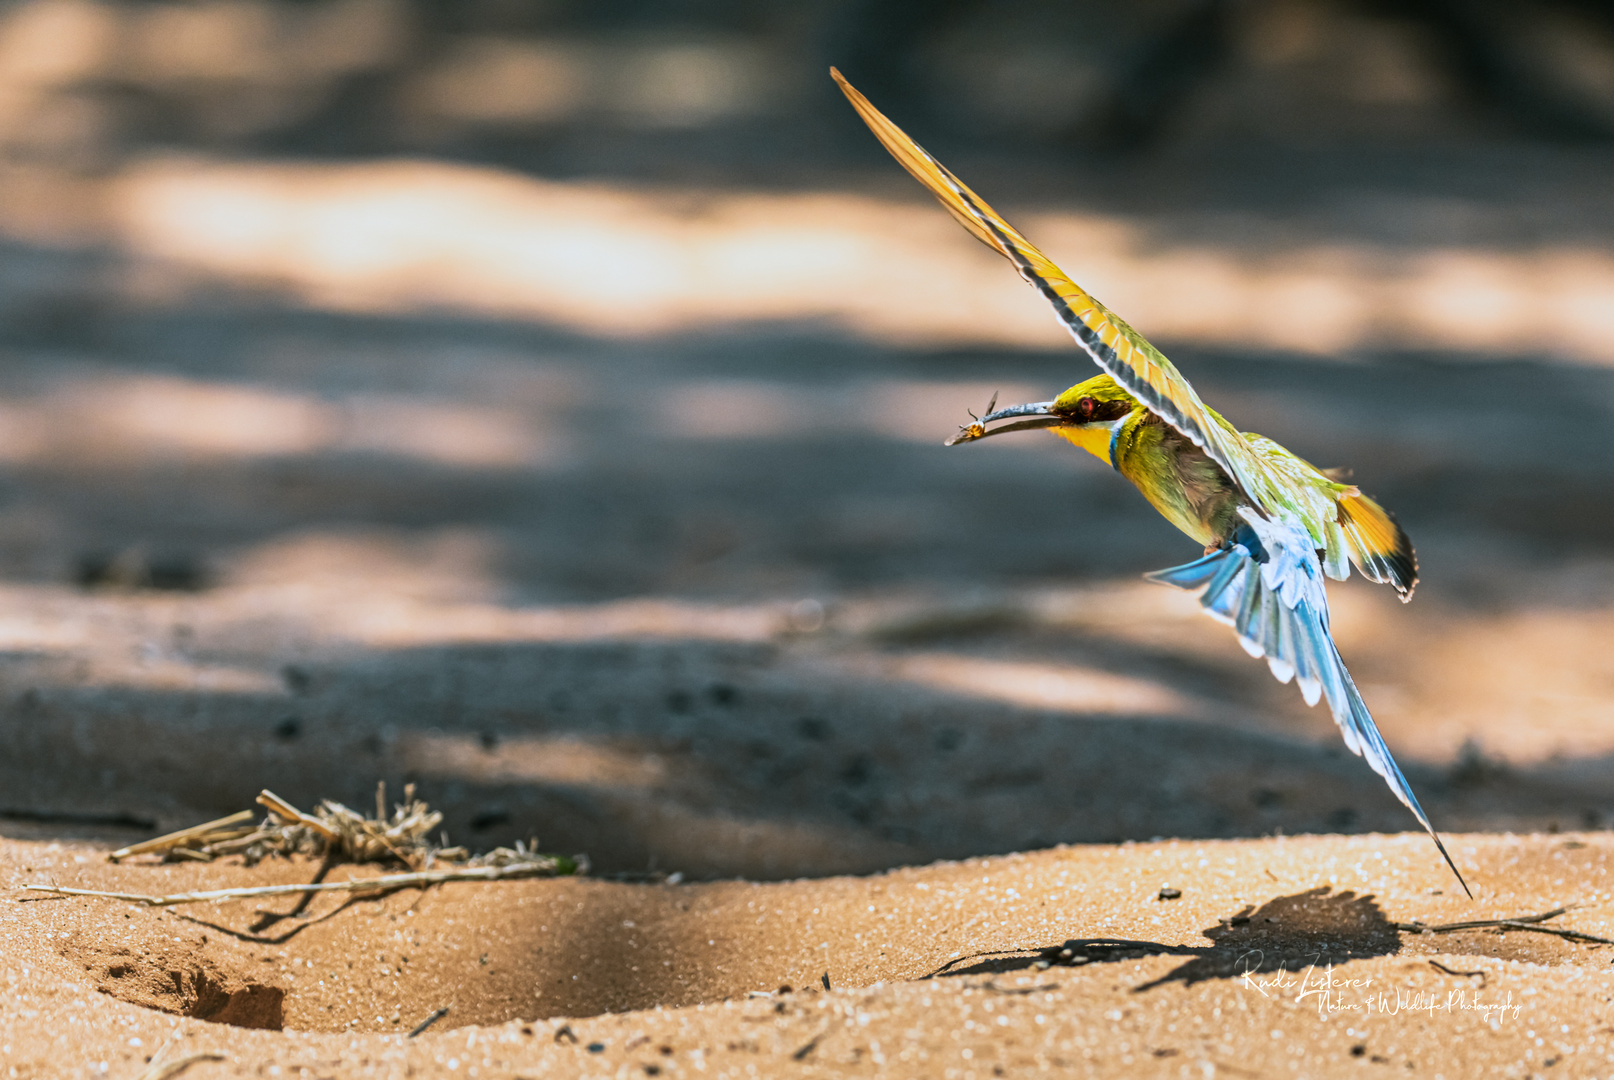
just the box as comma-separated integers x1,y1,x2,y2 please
1242,434,1417,595
831,68,1340,540
1337,488,1418,599
1145,507,1468,895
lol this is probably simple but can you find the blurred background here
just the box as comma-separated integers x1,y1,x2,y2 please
2,0,1614,878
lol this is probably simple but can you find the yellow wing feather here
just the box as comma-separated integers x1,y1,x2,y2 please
1337,491,1418,599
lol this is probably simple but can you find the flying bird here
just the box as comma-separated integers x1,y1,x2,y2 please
831,67,1470,897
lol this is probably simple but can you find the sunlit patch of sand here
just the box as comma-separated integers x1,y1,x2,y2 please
405,35,783,131
221,531,796,645
329,598,791,649
4,830,1609,1070
334,394,554,467
0,372,562,468
656,379,1051,443
1391,608,1614,765
0,607,93,651
225,528,508,603
859,652,1200,718
84,157,1614,362
401,732,671,789
80,656,283,694
219,584,795,649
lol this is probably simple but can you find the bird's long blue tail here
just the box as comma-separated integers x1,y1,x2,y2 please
1147,519,1472,898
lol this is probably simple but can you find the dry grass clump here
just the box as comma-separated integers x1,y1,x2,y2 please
108,783,581,875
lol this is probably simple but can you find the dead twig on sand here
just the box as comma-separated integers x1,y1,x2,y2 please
27,861,575,907
133,1030,222,1080
791,1032,824,1061
100,785,582,878
254,790,340,843
109,812,256,863
135,1053,225,1080
1427,960,1487,985
110,785,446,867
1394,906,1614,946
408,1007,451,1038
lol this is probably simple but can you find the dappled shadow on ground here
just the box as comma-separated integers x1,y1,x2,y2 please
0,240,1612,878
7,625,1614,879
0,634,1404,877
0,282,1608,602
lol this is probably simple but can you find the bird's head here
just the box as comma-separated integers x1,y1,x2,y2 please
946,374,1139,463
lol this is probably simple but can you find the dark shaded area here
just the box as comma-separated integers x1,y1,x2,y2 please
1392,0,1614,140
0,807,156,830
5,625,1613,878
75,548,210,592
829,0,1614,152
0,0,1612,197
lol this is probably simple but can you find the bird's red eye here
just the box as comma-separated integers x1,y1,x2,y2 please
1078,396,1096,418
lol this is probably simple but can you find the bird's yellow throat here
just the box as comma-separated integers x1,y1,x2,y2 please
1052,421,1117,465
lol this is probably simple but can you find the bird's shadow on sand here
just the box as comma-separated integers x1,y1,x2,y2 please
938,887,1400,990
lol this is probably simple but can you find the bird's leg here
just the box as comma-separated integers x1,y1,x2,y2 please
1202,539,1227,557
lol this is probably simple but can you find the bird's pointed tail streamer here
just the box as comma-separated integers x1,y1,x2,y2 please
1147,514,1472,898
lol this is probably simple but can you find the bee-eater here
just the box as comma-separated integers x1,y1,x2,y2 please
832,68,1470,897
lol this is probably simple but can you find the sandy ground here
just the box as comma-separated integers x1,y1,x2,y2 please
6,832,1614,1077
4,307,1614,1074
3,63,1614,1077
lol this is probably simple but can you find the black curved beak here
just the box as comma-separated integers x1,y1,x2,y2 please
945,400,1066,446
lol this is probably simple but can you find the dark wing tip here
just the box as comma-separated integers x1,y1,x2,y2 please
1385,512,1419,602
1338,491,1418,601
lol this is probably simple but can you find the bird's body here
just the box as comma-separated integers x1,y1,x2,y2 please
1089,386,1243,547
832,67,1468,895
1044,373,1402,565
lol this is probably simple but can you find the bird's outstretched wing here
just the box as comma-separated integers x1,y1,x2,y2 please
830,69,1344,547
1146,508,1469,895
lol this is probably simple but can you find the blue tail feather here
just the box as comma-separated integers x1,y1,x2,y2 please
1143,551,1223,590
1145,512,1471,897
